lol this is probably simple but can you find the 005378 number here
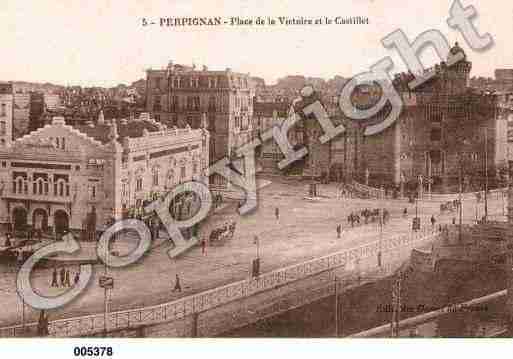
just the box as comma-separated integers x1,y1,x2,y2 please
73,347,113,357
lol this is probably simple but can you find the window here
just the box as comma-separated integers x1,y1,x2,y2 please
155,77,161,89
1,104,5,117
0,121,5,135
122,183,128,197
180,166,186,180
153,95,162,112
170,96,179,111
153,169,159,186
208,96,216,111
193,163,198,174
430,128,441,141
136,178,143,191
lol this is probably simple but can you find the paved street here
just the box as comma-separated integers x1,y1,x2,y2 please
0,177,505,328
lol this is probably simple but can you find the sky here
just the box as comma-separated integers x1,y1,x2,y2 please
0,0,511,87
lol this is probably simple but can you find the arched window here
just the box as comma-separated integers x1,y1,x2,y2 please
16,177,24,194
152,167,159,186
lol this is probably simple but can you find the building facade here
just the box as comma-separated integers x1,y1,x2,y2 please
0,114,209,237
13,93,30,139
146,61,254,186
0,83,13,148
308,43,509,193
252,101,303,173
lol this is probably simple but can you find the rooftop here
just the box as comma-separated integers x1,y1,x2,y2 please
74,115,162,144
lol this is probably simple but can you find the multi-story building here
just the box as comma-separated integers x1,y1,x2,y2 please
0,113,209,237
0,83,13,148
294,44,509,193
44,93,61,111
13,93,30,139
29,92,45,132
253,101,302,173
146,61,254,186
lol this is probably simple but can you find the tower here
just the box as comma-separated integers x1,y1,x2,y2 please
0,83,13,148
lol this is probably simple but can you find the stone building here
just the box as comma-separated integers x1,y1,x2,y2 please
146,61,254,187
252,101,303,173
326,43,510,193
0,83,13,148
13,93,30,139
0,114,209,237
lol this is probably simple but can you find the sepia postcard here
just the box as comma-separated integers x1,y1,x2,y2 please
1,1,513,352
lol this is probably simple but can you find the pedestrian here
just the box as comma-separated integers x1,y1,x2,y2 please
336,224,341,239
275,207,280,220
64,269,71,287
438,224,442,232
37,310,49,337
201,237,207,256
74,271,80,285
403,207,408,218
5,233,11,247
431,215,436,228
452,217,456,225
59,267,66,287
172,273,182,292
51,267,59,288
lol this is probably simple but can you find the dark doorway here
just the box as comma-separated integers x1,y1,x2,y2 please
13,207,27,232
54,210,69,236
32,208,48,232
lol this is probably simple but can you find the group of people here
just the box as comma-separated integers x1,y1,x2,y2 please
440,199,461,214
347,208,390,227
208,221,237,246
50,266,80,288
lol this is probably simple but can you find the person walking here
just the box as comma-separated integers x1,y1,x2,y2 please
37,310,49,337
336,224,341,239
59,267,66,287
74,271,80,285
4,233,11,247
452,217,456,225
275,207,280,220
51,267,59,288
201,237,207,256
172,273,182,293
431,215,436,228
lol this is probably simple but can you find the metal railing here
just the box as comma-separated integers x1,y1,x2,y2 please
0,228,439,337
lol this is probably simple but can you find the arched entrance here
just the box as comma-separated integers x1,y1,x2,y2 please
54,210,69,237
32,208,48,232
12,207,27,232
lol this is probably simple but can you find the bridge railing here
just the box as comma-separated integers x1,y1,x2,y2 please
0,227,439,337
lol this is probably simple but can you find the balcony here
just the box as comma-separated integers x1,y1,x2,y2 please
3,190,72,204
